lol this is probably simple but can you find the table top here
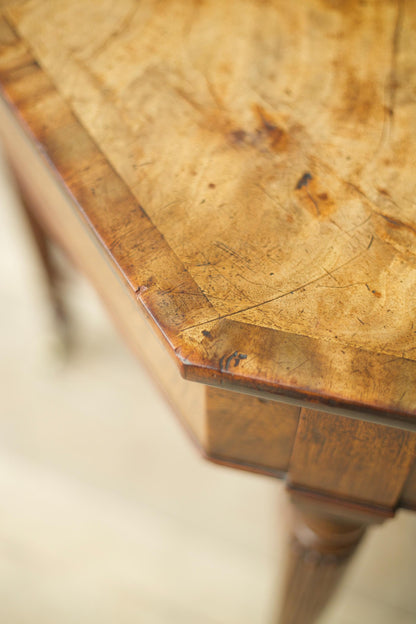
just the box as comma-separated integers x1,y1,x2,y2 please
0,0,415,426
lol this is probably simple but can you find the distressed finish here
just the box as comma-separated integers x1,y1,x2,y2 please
288,408,416,509
0,0,415,424
1,2,416,623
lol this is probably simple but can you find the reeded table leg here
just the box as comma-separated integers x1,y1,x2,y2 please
274,406,416,624
277,504,367,624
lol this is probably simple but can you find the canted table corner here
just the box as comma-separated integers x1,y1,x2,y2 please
1,2,416,623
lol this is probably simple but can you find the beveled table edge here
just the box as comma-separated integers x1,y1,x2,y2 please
0,19,415,430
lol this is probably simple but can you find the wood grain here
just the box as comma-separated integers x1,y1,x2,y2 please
288,408,416,509
206,387,300,475
0,88,207,451
6,0,416,357
0,3,415,426
277,506,367,624
1,6,415,620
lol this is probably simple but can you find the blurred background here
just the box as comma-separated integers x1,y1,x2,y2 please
0,144,415,624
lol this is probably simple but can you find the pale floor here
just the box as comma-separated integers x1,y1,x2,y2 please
0,149,415,624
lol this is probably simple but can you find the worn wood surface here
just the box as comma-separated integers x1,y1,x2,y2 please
206,387,300,475
0,94,207,452
1,0,415,510
0,1,415,425
288,408,416,510
2,4,416,622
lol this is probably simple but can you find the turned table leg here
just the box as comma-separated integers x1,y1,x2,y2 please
274,406,416,624
277,504,367,624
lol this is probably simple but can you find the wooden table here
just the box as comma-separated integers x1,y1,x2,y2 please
1,2,415,622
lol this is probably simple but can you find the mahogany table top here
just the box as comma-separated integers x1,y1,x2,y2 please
0,0,415,427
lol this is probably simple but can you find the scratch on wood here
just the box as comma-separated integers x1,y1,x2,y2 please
135,160,155,168
87,4,139,59
321,265,339,284
181,251,366,334
306,189,320,216
215,241,258,274
377,212,416,237
383,358,403,365
388,0,404,128
289,359,310,373
346,182,416,241
255,183,286,213
318,282,367,290
372,0,404,157
173,85,204,113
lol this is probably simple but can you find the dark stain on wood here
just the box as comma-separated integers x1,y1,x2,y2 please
379,213,416,236
220,351,248,371
295,172,313,190
378,188,390,197
253,103,287,150
295,173,337,219
229,128,247,144
233,352,247,367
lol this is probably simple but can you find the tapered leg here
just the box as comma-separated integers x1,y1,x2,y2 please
13,173,72,350
277,504,367,624
24,196,67,316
